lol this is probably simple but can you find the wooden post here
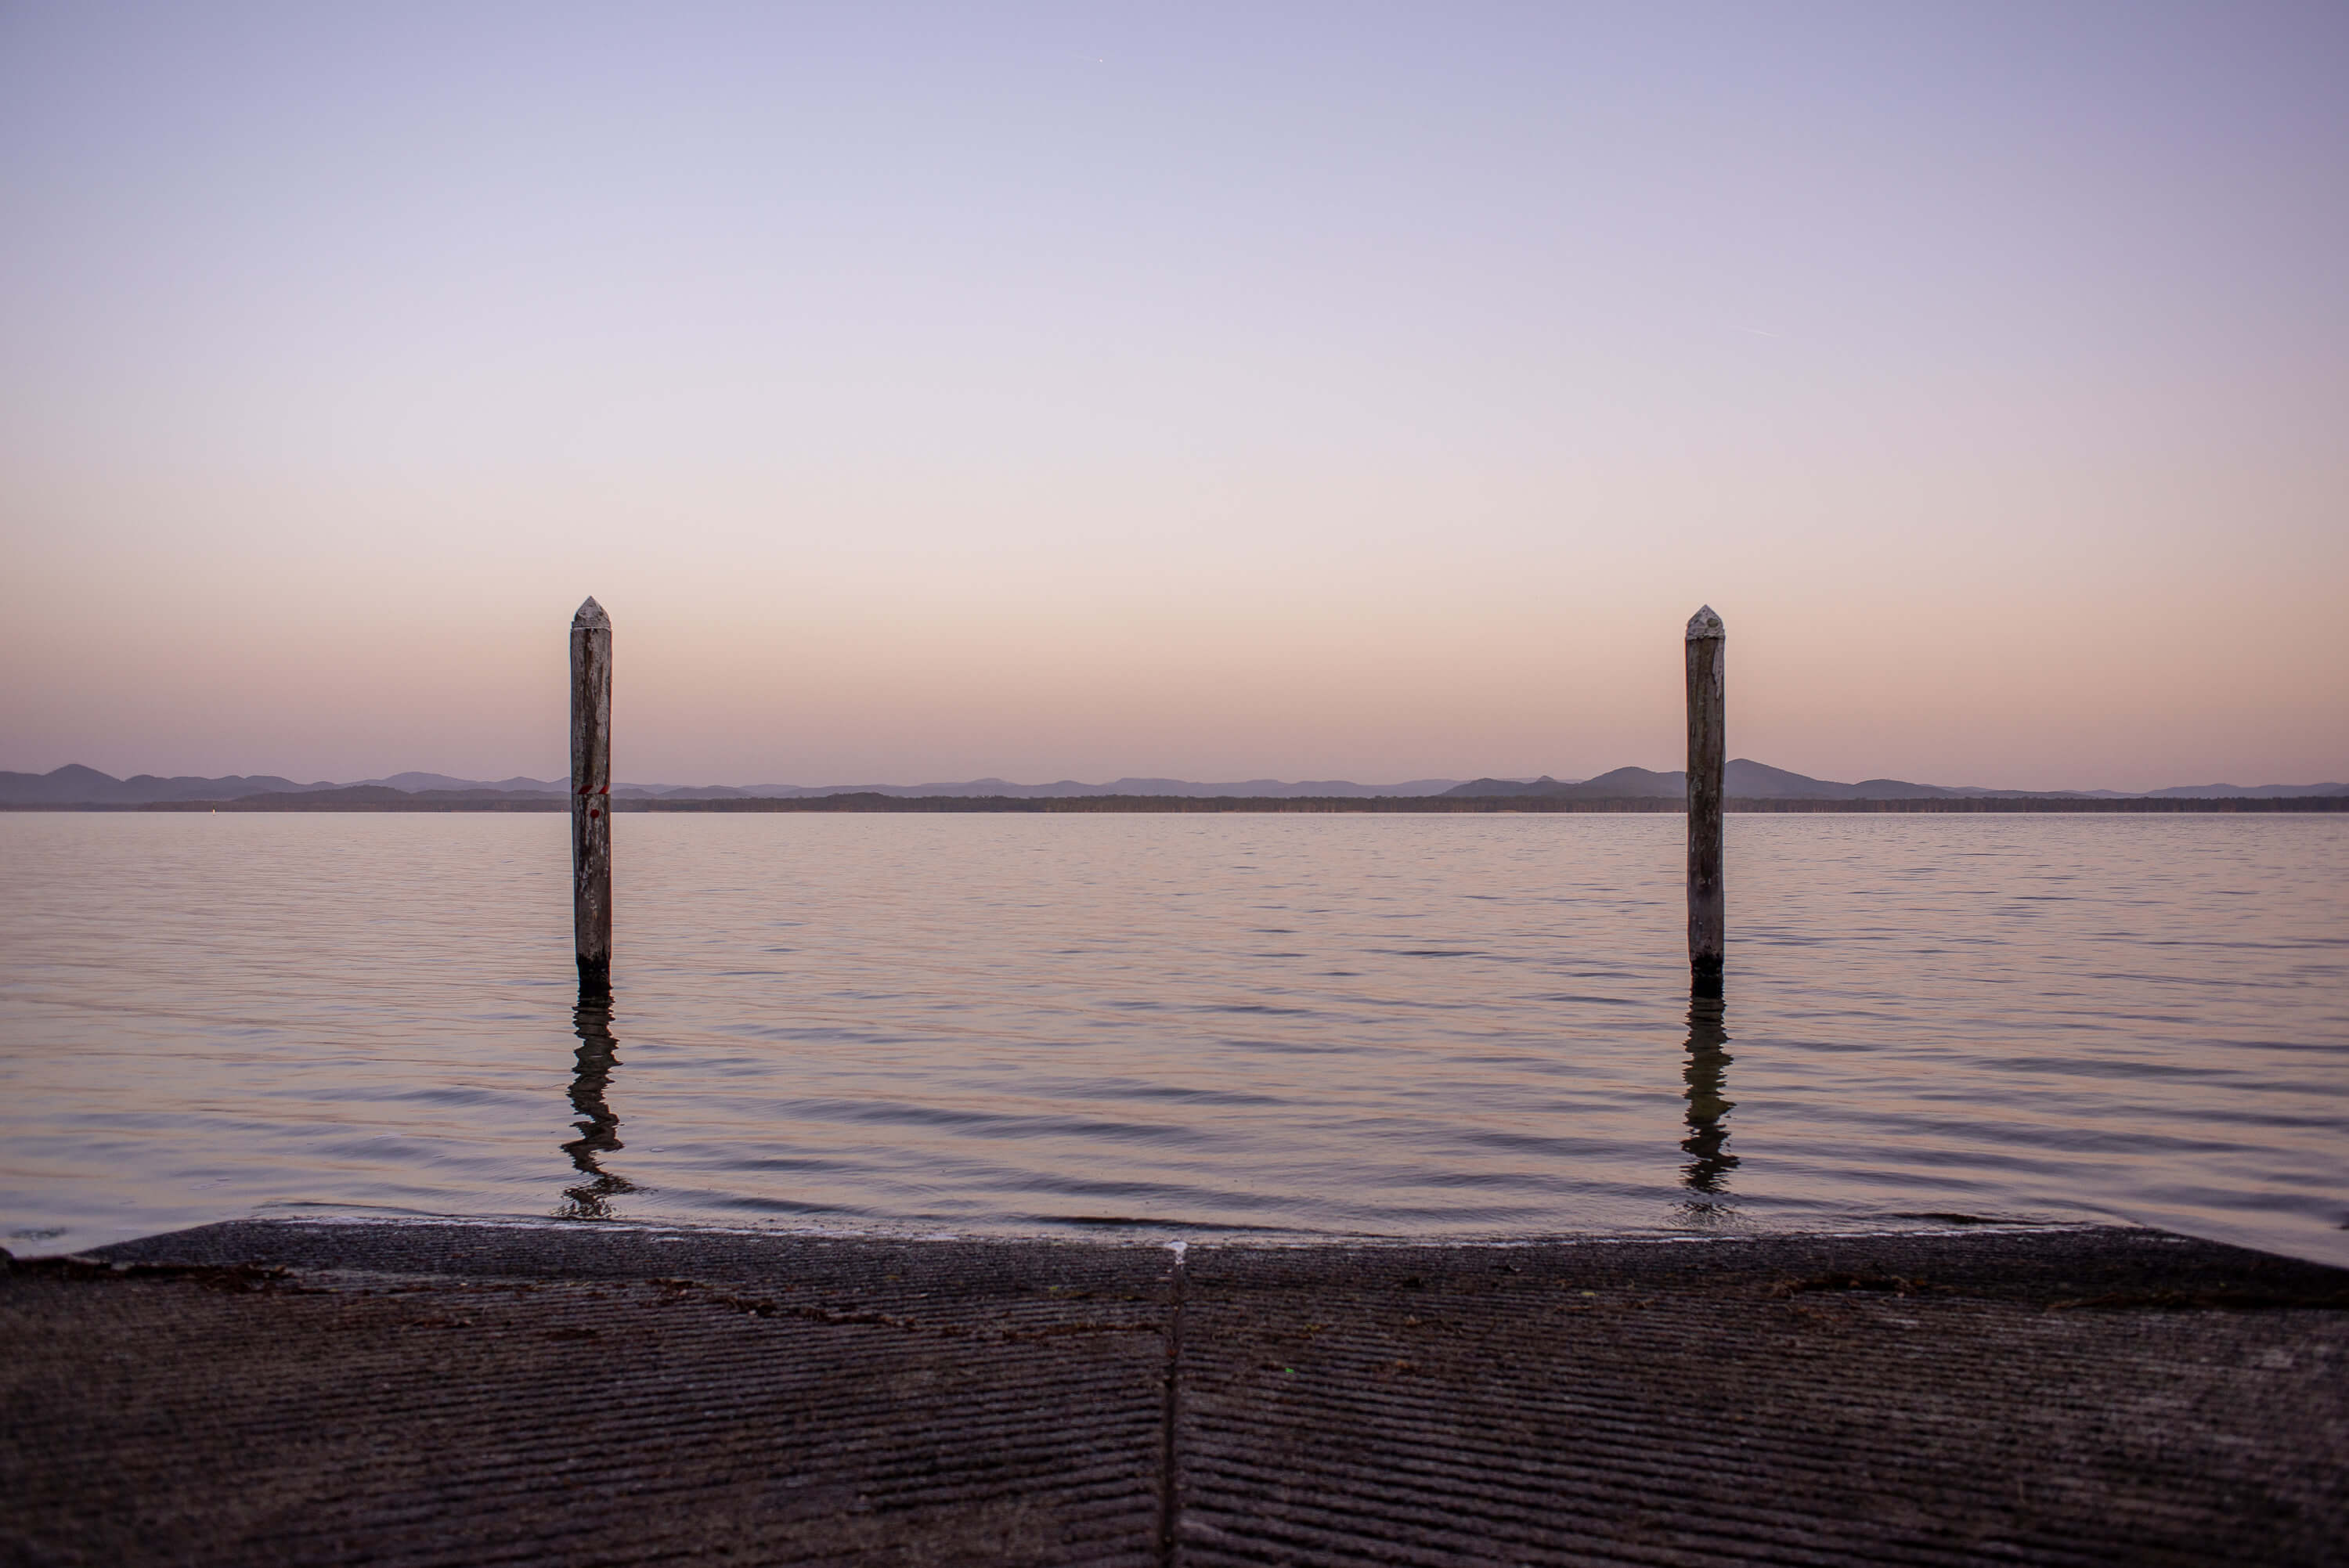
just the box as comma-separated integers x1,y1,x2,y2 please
571,597,612,997
1685,604,1725,996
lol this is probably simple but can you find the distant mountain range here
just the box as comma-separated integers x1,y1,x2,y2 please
1438,762,2345,800
0,763,343,805
2,762,2342,807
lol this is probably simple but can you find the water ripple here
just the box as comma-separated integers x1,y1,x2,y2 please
2,812,2344,1266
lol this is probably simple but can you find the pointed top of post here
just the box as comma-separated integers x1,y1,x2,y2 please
1685,604,1724,641
572,596,609,630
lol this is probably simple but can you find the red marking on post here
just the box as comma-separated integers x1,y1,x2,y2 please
589,808,601,819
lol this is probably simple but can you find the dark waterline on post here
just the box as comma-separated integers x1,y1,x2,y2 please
571,597,612,997
1686,604,1726,997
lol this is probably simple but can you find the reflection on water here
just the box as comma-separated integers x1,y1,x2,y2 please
7,814,2349,1266
1681,993,1737,1195
558,997,636,1220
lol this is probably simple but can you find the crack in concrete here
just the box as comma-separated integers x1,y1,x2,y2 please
1159,1240,1188,1567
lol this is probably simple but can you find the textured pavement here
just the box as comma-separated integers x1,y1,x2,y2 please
4,1220,2346,1566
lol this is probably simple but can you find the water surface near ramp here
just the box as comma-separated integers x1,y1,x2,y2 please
2,813,2343,1264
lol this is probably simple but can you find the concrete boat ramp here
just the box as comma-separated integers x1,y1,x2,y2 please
5,1220,2345,1566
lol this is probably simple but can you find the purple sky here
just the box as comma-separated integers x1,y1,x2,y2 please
4,2,2344,790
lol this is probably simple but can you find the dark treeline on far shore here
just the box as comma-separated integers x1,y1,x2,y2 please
48,789,2349,813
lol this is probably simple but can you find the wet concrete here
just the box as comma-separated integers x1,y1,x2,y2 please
4,1220,2345,1566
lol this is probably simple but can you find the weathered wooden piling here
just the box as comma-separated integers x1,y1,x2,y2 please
571,597,612,996
1685,604,1725,995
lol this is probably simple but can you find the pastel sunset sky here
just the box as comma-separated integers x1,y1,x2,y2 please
4,2,2343,790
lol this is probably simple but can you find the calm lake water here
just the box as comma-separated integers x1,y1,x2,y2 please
2,813,2344,1264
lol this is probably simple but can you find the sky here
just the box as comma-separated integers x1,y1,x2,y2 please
3,2,2344,791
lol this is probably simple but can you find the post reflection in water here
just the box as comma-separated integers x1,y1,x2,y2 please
559,995,637,1220
1680,993,1738,1195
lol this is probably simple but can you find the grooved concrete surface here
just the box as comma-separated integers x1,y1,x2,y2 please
4,1222,2346,1566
